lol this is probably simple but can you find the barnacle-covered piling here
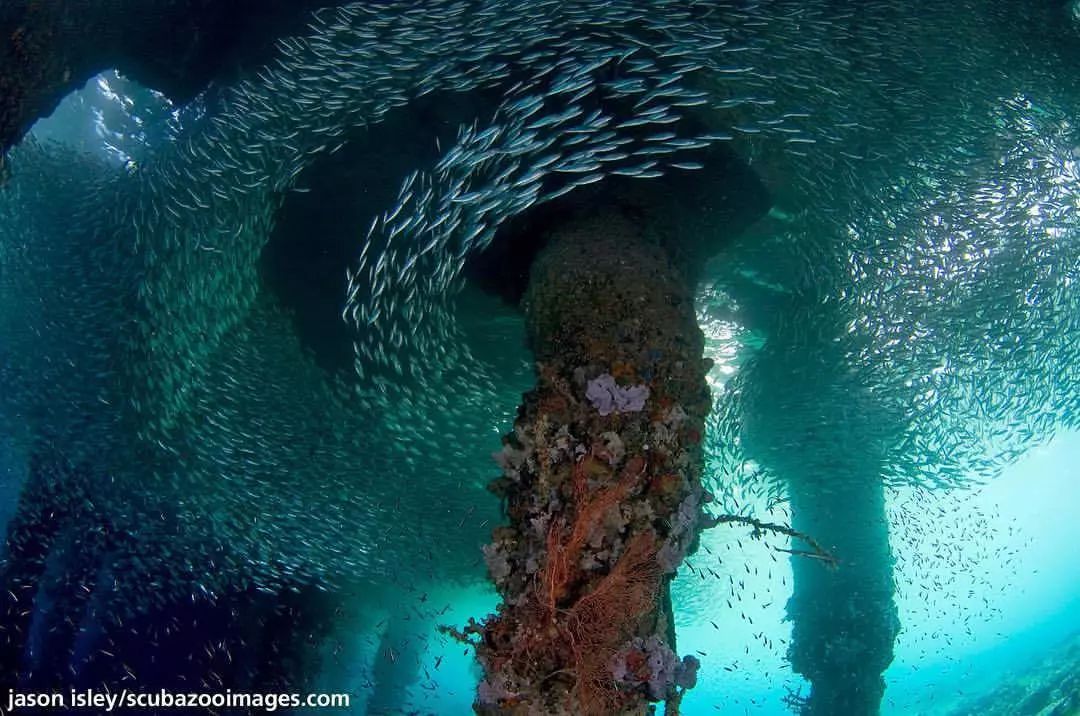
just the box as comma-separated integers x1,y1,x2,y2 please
465,209,711,714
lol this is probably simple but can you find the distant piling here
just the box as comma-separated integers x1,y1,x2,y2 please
786,470,898,716
742,331,901,716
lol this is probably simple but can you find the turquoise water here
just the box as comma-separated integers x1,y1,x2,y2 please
2,2,1080,714
677,433,1080,715
95,429,1070,715
297,433,1079,714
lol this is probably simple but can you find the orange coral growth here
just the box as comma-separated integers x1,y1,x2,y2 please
504,529,660,715
566,530,660,714
543,455,646,610
477,453,662,714
543,517,570,613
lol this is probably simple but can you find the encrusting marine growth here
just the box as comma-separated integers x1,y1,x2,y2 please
444,209,709,714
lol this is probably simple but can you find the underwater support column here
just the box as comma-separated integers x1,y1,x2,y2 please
741,338,901,716
468,209,712,714
784,464,898,716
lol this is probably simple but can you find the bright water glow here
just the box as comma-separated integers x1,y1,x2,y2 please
329,430,1080,714
313,583,498,715
30,71,130,163
671,498,804,715
28,70,179,167
674,430,1080,715
882,431,1080,715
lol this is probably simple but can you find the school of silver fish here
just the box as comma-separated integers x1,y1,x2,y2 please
0,0,1077,706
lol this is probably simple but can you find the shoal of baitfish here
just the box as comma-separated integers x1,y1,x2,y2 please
0,0,1078,623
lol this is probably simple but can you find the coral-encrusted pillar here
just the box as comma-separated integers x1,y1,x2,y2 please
470,209,712,714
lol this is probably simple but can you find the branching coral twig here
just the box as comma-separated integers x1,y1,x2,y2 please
701,513,838,568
